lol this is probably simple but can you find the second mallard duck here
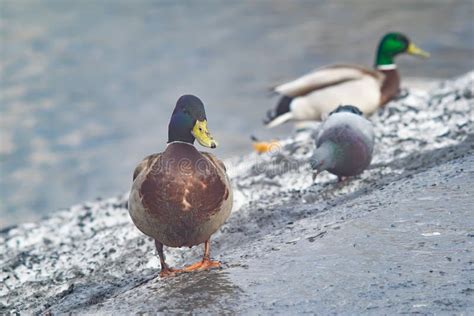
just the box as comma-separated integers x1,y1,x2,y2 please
265,32,430,127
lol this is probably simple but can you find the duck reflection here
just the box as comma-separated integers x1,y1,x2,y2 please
142,271,242,313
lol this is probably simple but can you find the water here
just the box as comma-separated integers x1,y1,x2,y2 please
1,0,473,227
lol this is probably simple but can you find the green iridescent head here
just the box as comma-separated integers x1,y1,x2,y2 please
168,95,218,148
375,32,430,68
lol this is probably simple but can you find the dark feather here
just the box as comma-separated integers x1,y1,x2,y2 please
329,105,363,117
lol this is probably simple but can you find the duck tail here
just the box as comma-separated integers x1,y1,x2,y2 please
264,96,294,128
267,86,279,97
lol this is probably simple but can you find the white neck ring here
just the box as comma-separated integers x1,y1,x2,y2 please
167,140,194,147
377,64,397,70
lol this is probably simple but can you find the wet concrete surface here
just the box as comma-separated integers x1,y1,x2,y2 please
1,73,473,313
227,159,473,314
32,153,474,314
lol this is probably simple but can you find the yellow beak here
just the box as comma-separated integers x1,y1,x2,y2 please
407,42,430,58
192,120,218,148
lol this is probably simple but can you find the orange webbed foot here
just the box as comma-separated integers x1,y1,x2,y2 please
182,259,221,273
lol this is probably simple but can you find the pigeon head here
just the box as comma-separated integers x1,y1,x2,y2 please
329,105,363,116
309,145,337,181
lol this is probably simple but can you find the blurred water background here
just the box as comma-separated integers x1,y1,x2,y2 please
0,0,473,227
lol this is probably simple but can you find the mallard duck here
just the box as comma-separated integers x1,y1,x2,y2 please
128,95,233,277
310,105,374,182
265,32,430,127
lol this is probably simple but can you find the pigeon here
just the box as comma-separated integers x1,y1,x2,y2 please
310,105,375,181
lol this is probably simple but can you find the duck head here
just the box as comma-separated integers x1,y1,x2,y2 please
375,32,430,69
168,94,218,148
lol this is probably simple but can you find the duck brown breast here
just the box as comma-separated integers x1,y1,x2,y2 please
135,143,229,247
380,68,400,106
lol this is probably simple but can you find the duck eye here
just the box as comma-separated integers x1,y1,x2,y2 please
199,127,203,131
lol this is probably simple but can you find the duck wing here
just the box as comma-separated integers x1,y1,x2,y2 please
132,153,162,181
200,152,227,174
271,64,384,97
200,152,232,216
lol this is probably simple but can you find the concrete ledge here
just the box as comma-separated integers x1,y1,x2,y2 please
1,71,473,314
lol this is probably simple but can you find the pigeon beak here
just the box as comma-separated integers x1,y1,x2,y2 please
312,171,320,181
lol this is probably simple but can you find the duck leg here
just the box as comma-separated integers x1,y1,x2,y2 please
338,176,348,182
155,240,180,277
182,239,221,272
